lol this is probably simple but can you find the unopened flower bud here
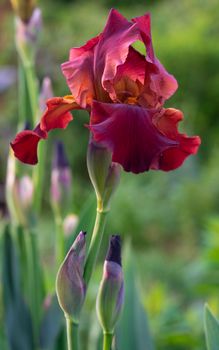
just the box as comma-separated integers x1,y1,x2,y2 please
96,235,124,334
87,140,121,211
11,0,36,23
63,214,79,237
103,163,121,211
56,231,86,323
15,8,42,62
51,141,72,212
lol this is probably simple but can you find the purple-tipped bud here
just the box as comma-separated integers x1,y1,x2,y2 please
96,235,124,334
50,141,72,210
87,139,121,211
106,235,122,267
56,231,86,323
39,77,53,112
11,0,36,23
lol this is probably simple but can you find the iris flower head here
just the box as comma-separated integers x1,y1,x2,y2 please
11,9,201,173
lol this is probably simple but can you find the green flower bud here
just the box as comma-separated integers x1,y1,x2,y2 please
87,140,121,211
103,162,121,211
56,231,86,323
96,235,124,334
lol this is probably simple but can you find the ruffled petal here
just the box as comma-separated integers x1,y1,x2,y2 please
153,108,201,170
89,101,177,174
94,9,139,98
61,36,100,108
11,96,80,165
40,96,78,131
115,47,146,85
10,125,47,165
133,13,178,106
150,59,178,101
132,13,154,62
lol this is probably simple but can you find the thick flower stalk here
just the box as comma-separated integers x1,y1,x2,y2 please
84,140,121,286
11,9,200,174
96,235,124,350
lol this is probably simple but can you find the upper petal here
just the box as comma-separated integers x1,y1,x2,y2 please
115,47,146,85
94,9,139,97
133,13,178,105
132,13,154,62
61,36,100,108
89,101,177,174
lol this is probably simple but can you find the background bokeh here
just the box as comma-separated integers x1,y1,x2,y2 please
1,0,219,349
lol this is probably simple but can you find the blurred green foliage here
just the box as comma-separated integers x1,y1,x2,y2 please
1,0,219,349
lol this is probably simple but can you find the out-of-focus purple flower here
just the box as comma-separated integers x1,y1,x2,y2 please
50,141,72,209
15,8,42,51
17,175,34,209
39,77,53,112
96,235,124,334
56,231,86,323
0,67,17,94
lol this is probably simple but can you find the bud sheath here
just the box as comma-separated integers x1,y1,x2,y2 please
56,231,86,324
96,235,124,334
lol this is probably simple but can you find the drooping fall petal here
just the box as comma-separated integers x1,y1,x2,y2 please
11,96,80,165
90,101,178,173
153,108,201,170
11,125,47,165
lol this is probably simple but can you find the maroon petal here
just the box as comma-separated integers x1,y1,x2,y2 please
89,101,177,174
10,125,47,165
11,96,79,165
133,13,178,105
132,13,154,62
94,9,139,97
153,108,201,170
115,47,146,85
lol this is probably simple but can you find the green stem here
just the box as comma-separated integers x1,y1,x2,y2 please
18,59,32,129
16,225,29,299
28,230,42,344
83,207,108,286
55,210,65,269
23,61,38,125
103,333,113,350
32,141,47,213
65,316,79,350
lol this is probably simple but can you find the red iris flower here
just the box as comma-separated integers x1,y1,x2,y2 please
11,9,201,173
